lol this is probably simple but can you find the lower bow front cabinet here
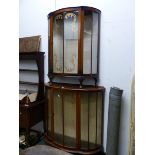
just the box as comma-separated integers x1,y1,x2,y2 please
44,83,105,154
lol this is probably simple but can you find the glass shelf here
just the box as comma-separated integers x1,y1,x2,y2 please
19,69,38,72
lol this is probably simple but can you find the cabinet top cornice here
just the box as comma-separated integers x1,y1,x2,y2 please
48,6,101,18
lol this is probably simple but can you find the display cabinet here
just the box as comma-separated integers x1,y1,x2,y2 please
45,83,105,154
45,6,105,154
48,6,101,84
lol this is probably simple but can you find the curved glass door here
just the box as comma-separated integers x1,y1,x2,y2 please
83,12,92,74
83,12,99,75
92,12,99,74
80,91,102,149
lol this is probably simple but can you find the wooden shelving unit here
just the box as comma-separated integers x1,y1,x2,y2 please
19,51,45,135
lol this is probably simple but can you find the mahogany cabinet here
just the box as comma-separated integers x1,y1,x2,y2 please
45,83,105,154
48,6,101,84
45,6,105,154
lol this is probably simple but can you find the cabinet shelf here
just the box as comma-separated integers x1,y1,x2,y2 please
19,69,38,72
19,89,37,94
19,81,39,86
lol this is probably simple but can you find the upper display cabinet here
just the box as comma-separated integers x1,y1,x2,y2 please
48,6,101,83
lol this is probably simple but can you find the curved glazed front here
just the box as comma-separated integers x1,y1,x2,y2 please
48,6,101,81
45,83,105,154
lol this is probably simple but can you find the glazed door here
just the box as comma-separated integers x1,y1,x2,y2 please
83,11,99,74
53,14,64,73
52,11,79,74
64,11,79,74
80,91,103,149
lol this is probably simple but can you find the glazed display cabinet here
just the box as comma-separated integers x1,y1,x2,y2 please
45,6,105,154
45,84,105,154
48,6,101,84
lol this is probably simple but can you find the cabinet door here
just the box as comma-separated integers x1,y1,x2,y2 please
53,14,63,73
63,91,76,147
53,89,63,144
92,12,99,74
80,91,102,149
83,12,92,74
83,12,99,74
64,11,79,74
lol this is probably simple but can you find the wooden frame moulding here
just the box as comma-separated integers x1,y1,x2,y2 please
49,17,53,74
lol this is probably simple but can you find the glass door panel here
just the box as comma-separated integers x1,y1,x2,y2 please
92,12,99,74
64,91,76,147
53,14,63,73
89,92,97,149
83,12,92,74
80,92,89,150
53,89,63,144
64,12,78,74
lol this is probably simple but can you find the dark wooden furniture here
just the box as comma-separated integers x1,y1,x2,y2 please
19,52,45,135
45,83,105,154
45,6,105,154
48,6,101,85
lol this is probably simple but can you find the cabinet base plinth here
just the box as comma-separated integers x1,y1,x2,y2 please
44,134,103,155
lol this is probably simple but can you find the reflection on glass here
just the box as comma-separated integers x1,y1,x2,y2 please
92,12,99,74
64,92,76,147
64,12,78,74
53,90,63,144
53,14,63,73
83,12,92,74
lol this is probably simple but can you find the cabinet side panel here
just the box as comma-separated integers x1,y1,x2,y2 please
97,92,102,145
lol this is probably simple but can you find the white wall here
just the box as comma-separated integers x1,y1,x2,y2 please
19,0,54,82
19,0,135,155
